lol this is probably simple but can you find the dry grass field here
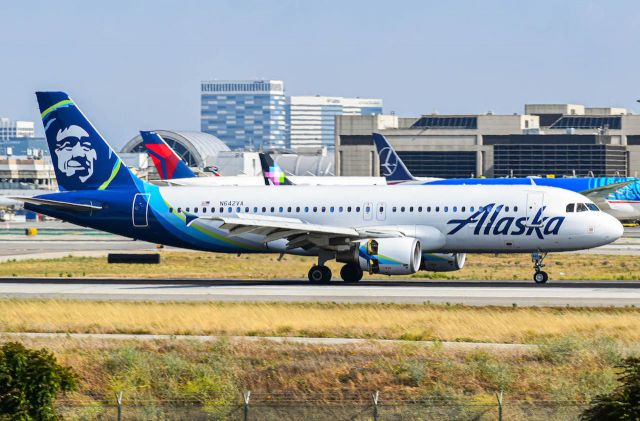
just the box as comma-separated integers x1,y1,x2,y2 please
1,299,639,344
0,251,639,280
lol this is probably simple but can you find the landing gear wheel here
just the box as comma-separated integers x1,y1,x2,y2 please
308,265,332,284
533,271,549,284
340,263,363,283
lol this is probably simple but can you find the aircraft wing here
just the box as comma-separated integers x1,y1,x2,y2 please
8,196,102,212
580,180,637,208
194,213,403,250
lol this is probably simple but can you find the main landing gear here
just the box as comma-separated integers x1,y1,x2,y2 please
532,252,549,284
307,252,363,284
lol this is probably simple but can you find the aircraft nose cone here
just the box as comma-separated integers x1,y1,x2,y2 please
603,214,624,241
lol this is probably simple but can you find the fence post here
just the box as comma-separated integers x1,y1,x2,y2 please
243,390,251,421
495,389,503,421
115,391,123,421
372,390,379,421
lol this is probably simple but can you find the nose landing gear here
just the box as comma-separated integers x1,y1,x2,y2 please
532,252,549,284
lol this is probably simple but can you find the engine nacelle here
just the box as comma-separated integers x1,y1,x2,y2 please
420,253,466,272
357,237,422,275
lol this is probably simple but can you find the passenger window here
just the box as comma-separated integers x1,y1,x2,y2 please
435,207,440,212
236,207,241,213
313,207,318,212
228,207,233,213
587,203,599,211
356,207,361,212
444,206,449,212
211,208,216,213
347,206,352,212
305,207,309,212
453,206,457,212
169,207,173,213
278,207,283,213
504,206,509,212
392,207,397,212
253,207,257,213
330,206,335,213
461,206,465,212
418,206,422,212
270,207,275,212
566,203,575,213
409,206,414,212
427,206,431,212
514,206,518,212
296,207,300,212
262,207,266,212
244,207,249,213
186,207,190,212
177,207,182,213
321,207,326,212
401,207,405,212
470,206,474,212
379,206,384,213
339,206,344,212
577,203,588,212
220,207,224,213
287,207,292,212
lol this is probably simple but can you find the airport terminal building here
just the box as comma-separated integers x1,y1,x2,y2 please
336,104,640,178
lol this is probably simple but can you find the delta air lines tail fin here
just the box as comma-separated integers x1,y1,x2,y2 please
372,133,416,184
36,91,140,191
140,131,196,180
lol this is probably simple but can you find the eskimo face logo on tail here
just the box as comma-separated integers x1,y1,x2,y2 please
378,147,398,177
446,204,565,240
55,125,97,183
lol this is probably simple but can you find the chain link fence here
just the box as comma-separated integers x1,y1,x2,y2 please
56,393,590,420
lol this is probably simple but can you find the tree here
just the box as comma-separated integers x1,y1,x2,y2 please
0,342,77,420
581,356,640,420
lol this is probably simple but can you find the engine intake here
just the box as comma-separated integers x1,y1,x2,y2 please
357,237,422,275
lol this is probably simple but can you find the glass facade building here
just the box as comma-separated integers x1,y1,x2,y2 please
287,96,383,150
200,80,287,150
0,118,35,140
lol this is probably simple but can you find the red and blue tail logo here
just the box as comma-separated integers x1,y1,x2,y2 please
140,131,196,180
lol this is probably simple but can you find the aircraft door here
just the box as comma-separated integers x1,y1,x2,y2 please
525,192,544,226
376,202,386,221
363,202,373,221
132,193,150,227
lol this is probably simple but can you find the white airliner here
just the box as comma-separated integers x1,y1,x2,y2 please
21,92,625,285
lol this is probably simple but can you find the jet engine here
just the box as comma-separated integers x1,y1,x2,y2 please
357,237,422,275
420,253,466,272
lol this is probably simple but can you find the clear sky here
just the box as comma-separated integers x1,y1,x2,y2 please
1,0,639,147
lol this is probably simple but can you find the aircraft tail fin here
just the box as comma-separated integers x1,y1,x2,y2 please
140,131,196,180
372,133,416,183
36,91,140,191
259,153,294,185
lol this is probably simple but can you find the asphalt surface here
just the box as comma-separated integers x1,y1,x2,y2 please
0,278,638,306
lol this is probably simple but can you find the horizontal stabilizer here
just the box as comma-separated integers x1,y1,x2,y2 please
9,196,102,212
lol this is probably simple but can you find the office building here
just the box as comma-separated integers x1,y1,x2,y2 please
200,80,287,150
287,96,382,149
0,118,35,140
336,104,640,178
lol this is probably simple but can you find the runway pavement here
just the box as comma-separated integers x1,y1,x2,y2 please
0,278,638,307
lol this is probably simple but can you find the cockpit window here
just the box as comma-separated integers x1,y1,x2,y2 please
586,203,599,211
566,203,575,213
576,203,588,212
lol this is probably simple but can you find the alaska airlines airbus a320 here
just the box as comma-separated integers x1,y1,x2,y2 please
16,92,624,284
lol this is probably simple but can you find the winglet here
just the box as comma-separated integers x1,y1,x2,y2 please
372,133,415,183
